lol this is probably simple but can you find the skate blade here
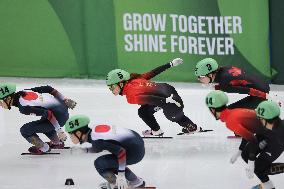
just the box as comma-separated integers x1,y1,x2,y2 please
51,146,71,149
21,152,60,155
142,136,173,139
177,129,213,135
227,136,242,139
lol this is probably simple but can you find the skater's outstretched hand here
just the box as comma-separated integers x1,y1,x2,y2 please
116,172,128,189
230,150,242,164
170,58,183,67
245,160,255,179
64,98,77,109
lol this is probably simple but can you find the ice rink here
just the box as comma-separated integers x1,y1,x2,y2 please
0,78,284,189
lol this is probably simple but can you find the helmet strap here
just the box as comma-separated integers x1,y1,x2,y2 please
3,95,14,110
73,131,84,144
263,120,269,128
118,82,125,95
209,76,213,83
74,129,91,144
210,108,219,120
208,73,215,83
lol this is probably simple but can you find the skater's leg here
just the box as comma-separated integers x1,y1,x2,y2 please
254,147,282,182
44,130,66,148
20,119,56,153
46,105,69,147
125,167,145,187
44,129,60,143
248,144,282,189
51,104,69,126
138,105,161,131
138,105,164,136
94,154,118,184
163,101,198,133
125,138,145,187
125,167,138,181
20,119,52,145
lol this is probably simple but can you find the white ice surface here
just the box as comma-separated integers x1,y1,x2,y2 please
0,78,284,189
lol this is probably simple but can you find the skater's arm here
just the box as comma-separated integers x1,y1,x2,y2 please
140,63,171,80
90,140,104,153
29,85,77,109
232,124,258,160
231,124,257,143
139,58,183,79
239,138,248,151
220,82,266,98
29,85,66,101
258,128,279,141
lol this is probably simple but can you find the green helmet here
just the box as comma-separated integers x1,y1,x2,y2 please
0,83,16,99
205,90,228,108
106,69,130,86
195,58,219,77
255,100,280,120
65,115,90,133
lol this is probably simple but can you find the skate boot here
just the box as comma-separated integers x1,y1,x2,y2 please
28,143,50,155
128,177,145,188
99,182,117,189
181,124,202,134
251,184,275,189
251,184,263,189
251,180,276,189
46,141,65,149
142,129,164,137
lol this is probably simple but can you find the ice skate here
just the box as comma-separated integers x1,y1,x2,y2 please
181,124,201,134
46,141,65,149
128,177,145,188
251,184,275,189
28,143,50,155
142,129,164,137
251,184,263,189
99,181,117,189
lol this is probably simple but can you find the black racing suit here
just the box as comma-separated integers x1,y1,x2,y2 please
241,119,284,183
122,63,196,131
12,86,69,144
214,66,270,109
88,125,145,183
